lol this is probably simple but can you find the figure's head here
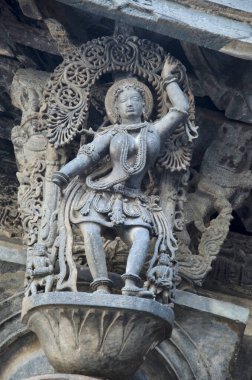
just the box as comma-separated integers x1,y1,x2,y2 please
116,86,145,122
34,243,46,256
158,253,171,266
105,78,153,124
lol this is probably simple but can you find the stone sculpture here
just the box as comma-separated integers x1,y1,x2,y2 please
177,122,252,285
144,253,177,304
20,32,197,378
25,243,54,296
18,33,196,301
52,66,189,297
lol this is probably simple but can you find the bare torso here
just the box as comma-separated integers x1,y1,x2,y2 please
87,123,161,191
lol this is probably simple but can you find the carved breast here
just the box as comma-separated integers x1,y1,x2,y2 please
109,126,161,171
86,125,161,190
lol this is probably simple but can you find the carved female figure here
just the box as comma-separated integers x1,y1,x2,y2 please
53,61,189,296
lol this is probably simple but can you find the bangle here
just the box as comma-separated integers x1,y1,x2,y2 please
78,142,100,162
169,107,188,116
163,76,177,91
53,171,70,185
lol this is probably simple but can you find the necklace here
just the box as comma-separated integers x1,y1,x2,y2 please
116,122,147,131
86,122,149,190
120,123,148,175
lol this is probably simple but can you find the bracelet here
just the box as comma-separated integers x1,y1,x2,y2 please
162,76,178,91
78,142,100,162
53,171,70,185
169,107,188,116
121,273,141,286
90,277,113,290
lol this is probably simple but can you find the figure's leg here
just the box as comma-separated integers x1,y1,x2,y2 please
162,290,169,304
79,222,112,293
120,226,150,295
45,276,54,293
30,281,38,295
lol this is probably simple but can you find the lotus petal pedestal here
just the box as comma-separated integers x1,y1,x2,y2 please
22,293,174,379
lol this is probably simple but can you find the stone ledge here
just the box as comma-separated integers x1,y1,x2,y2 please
175,289,249,326
56,0,252,59
0,239,26,265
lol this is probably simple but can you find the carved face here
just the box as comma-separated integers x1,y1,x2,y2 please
116,88,145,122
35,244,46,256
159,254,170,266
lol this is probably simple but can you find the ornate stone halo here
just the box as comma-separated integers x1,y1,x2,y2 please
105,78,154,124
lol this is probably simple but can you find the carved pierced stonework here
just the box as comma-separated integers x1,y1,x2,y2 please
176,122,252,284
11,69,50,248
210,232,252,295
0,172,21,239
40,34,197,153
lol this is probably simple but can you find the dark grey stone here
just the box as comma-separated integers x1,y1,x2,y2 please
22,292,174,379
56,0,252,59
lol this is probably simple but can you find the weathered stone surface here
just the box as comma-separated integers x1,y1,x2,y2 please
175,289,249,326
56,0,252,59
0,286,249,380
0,239,26,265
1,19,59,56
194,288,252,379
22,293,174,379
176,110,252,285
172,290,248,379
209,232,252,296
183,43,252,123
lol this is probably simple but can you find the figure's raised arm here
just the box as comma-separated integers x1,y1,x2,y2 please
155,60,189,140
52,130,112,188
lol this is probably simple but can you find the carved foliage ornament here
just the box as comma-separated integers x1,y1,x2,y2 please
40,35,197,172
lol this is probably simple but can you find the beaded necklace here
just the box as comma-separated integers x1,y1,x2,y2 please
86,122,149,190
120,123,148,175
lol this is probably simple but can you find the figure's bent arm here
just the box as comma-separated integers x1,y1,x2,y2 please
53,131,112,187
155,81,189,140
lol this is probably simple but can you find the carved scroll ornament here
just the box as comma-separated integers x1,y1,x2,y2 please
40,34,197,172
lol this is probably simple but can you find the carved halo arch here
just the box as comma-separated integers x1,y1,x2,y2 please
40,34,197,172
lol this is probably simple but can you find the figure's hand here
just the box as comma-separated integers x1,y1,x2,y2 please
26,269,34,277
161,60,180,79
33,268,51,277
148,275,156,284
161,59,186,83
52,171,70,188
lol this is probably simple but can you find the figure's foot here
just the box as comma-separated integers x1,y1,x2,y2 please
94,284,111,294
121,285,143,296
138,290,155,299
121,273,143,296
90,277,113,294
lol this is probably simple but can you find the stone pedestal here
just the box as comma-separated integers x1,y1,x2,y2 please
1,289,248,379
22,293,174,379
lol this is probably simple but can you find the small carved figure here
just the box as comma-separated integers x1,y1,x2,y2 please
25,243,54,296
144,253,175,304
53,60,189,296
